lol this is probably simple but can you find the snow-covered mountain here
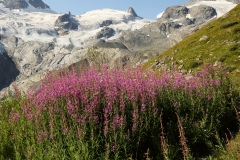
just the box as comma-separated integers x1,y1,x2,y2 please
0,0,239,96
0,3,153,46
1,0,51,10
157,0,237,19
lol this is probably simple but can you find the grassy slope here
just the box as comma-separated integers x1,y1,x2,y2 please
143,4,240,83
143,4,240,158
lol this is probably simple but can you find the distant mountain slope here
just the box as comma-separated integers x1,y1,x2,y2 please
2,0,50,10
143,4,240,80
115,0,237,54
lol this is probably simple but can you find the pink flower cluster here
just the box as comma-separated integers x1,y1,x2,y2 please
12,65,223,139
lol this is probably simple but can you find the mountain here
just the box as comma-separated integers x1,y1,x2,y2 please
2,0,50,10
143,4,240,83
0,0,239,96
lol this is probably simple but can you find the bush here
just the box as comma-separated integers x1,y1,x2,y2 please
189,61,203,68
229,44,239,51
0,65,239,159
218,54,229,62
220,21,239,29
233,27,240,34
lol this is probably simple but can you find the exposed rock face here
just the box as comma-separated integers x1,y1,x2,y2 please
96,27,115,39
189,5,217,24
161,6,189,19
99,20,113,27
182,18,196,25
0,43,19,91
227,0,240,3
185,0,240,6
3,0,50,9
55,14,78,31
3,0,28,9
126,7,138,17
29,0,50,9
159,22,181,34
115,4,217,53
94,42,128,49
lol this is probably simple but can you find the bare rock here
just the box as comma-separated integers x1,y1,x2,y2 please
55,14,78,31
96,27,115,39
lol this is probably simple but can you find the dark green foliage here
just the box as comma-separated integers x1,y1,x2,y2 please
189,61,203,68
220,21,239,29
233,27,240,34
219,54,230,62
229,43,240,51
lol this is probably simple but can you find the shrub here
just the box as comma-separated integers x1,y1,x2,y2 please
0,65,239,159
218,54,229,62
220,21,239,29
233,27,240,34
229,44,239,51
189,61,203,68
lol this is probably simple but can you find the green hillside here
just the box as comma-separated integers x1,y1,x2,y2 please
143,4,240,82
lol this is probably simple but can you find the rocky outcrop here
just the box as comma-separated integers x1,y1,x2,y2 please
126,7,138,17
159,22,181,34
227,0,240,3
3,0,50,9
189,5,217,24
3,0,28,9
112,4,218,57
29,0,50,9
55,14,78,31
0,43,19,91
94,42,128,49
185,0,240,6
99,20,113,27
96,27,115,39
161,6,189,19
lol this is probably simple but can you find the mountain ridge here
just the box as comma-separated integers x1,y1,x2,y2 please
2,0,50,10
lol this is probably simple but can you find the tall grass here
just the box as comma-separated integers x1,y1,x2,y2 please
0,65,239,159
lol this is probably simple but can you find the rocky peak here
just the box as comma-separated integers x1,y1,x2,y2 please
3,0,28,9
28,0,50,9
3,0,50,10
126,7,138,17
54,14,78,32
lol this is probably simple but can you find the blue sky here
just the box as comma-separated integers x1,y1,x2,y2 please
46,0,189,19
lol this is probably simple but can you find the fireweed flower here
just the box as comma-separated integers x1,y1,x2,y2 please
173,102,179,109
141,104,146,112
112,144,118,151
13,113,20,121
132,123,137,132
206,94,211,101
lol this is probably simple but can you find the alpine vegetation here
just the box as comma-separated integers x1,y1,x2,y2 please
0,65,239,159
